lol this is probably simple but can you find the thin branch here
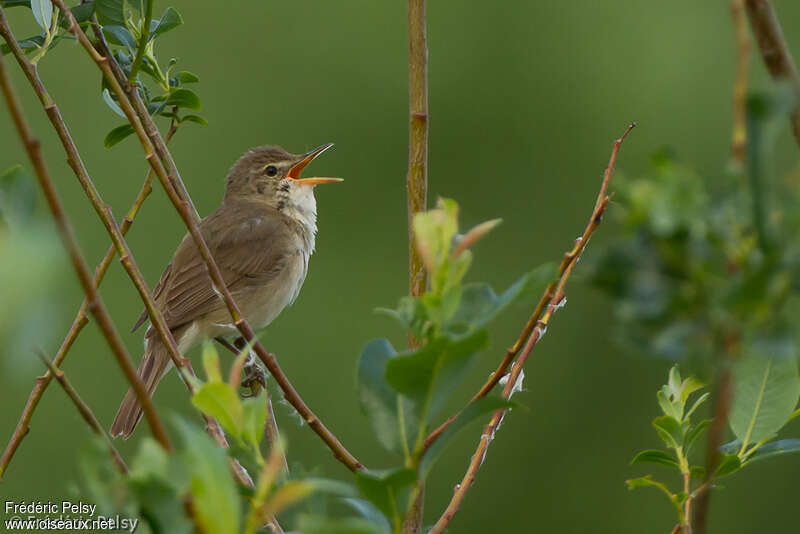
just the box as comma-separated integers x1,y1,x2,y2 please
404,1,429,529
692,352,734,534
0,7,193,381
0,10,258,487
406,0,428,306
0,47,171,457
0,122,172,478
731,0,750,164
425,123,636,452
744,0,800,150
36,350,128,474
54,0,364,473
128,0,153,84
89,14,200,221
429,123,635,533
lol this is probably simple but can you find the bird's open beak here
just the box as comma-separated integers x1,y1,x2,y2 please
288,143,343,186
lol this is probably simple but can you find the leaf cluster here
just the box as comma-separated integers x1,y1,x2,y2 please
355,198,555,531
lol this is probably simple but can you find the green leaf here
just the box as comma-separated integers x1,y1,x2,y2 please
1,34,45,56
375,296,429,340
176,70,199,84
684,392,710,420
101,88,125,118
685,419,711,453
30,0,52,30
420,396,515,478
166,88,202,111
296,515,386,534
744,438,800,464
103,124,134,148
174,417,240,534
343,498,392,534
729,349,800,449
652,415,684,450
180,114,208,126
357,339,411,454
0,165,36,227
94,0,125,26
102,25,136,51
630,449,679,469
242,390,267,454
127,438,192,534
385,330,489,419
66,2,95,26
191,382,243,441
151,7,182,37
446,262,558,333
354,468,416,527
714,454,741,477
202,341,222,382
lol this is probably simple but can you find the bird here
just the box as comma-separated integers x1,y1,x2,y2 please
110,143,342,438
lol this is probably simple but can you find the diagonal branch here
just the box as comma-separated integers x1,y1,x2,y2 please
54,0,364,473
428,123,635,533
0,10,254,485
0,47,171,458
425,122,636,451
37,350,128,474
744,0,800,150
0,123,173,478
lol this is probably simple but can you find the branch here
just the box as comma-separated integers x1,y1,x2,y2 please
425,123,636,451
692,350,735,534
36,350,128,474
428,123,635,533
0,8,258,487
404,1,429,529
54,0,364,473
0,121,172,478
744,0,800,150
731,0,750,164
0,46,171,456
407,0,428,305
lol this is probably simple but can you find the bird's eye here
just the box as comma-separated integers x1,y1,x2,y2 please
265,165,278,177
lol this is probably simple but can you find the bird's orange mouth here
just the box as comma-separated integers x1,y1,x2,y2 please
288,143,343,185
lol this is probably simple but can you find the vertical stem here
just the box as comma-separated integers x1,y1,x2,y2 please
744,0,800,150
407,0,429,306
693,353,734,534
405,1,429,531
731,0,750,164
128,0,153,84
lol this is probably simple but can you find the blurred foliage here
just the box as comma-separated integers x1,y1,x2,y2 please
592,86,800,530
590,88,800,373
0,164,65,377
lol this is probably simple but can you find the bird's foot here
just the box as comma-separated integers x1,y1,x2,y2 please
240,352,267,397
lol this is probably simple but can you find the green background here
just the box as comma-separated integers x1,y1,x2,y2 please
2,1,800,532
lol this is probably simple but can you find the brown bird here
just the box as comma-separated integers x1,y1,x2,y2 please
110,143,342,438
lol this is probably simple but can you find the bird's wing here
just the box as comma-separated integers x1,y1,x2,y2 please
133,206,298,333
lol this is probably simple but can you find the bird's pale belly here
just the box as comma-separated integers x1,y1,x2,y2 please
246,256,308,329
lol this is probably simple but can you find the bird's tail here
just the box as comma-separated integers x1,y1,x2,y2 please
110,340,170,439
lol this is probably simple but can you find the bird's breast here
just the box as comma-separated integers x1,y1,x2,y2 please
243,248,309,330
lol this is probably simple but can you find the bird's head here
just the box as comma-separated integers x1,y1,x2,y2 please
224,143,342,217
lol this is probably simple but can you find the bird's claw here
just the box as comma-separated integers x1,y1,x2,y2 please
240,353,267,397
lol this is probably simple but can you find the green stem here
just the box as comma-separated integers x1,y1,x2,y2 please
127,0,152,84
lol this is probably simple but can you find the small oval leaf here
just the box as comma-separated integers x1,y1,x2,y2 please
103,124,135,148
